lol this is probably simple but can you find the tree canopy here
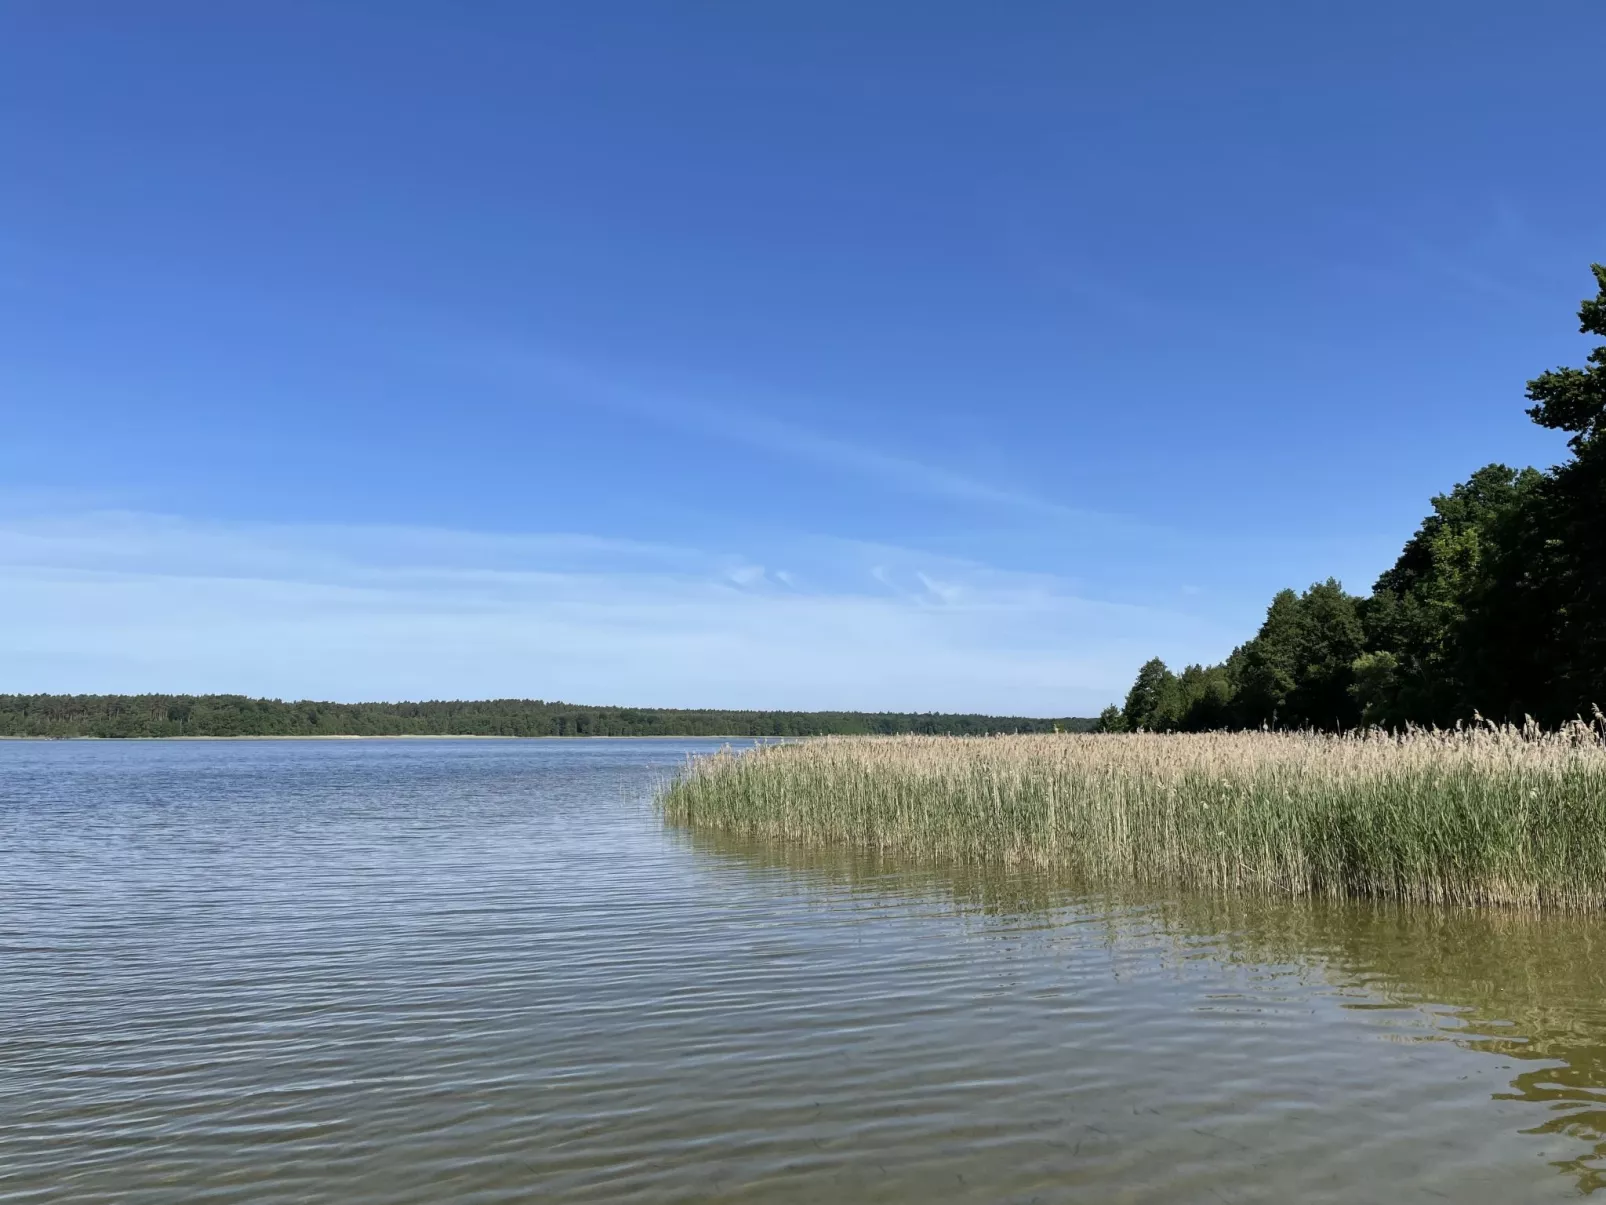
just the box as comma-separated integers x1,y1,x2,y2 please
0,695,1096,739
1113,264,1606,732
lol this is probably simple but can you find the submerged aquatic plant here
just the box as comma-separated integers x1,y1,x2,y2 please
659,723,1606,909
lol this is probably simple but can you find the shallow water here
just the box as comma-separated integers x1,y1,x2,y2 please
1,739,1603,1203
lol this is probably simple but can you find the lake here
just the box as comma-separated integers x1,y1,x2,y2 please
2,738,1603,1202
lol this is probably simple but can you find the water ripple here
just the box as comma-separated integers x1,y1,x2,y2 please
2,739,1601,1202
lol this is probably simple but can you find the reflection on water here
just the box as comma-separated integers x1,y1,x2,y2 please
1,739,1602,1204
683,830,1606,1195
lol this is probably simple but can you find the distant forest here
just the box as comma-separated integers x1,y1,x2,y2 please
1105,264,1606,734
0,695,1096,739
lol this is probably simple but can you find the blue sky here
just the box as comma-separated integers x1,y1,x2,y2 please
2,3,1602,713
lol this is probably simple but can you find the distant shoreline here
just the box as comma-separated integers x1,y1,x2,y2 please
0,694,1095,740
0,733,767,742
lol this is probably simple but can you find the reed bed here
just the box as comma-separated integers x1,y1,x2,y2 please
660,723,1606,909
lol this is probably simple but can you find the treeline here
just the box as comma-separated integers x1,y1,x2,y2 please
1104,263,1606,734
0,694,1096,739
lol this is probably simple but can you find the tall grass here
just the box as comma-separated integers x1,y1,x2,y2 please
660,723,1606,909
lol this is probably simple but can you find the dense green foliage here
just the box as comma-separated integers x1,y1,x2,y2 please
1114,264,1606,732
0,694,1095,739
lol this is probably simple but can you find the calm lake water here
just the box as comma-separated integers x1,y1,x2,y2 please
3,739,1605,1203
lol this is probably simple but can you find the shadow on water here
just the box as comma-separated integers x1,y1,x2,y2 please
677,828,1606,1194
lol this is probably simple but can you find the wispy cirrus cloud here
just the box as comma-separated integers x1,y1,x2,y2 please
0,509,1230,714
460,345,1127,523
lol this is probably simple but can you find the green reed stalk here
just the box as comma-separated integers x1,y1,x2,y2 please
659,725,1606,909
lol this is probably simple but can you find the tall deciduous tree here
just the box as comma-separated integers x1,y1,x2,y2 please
1123,657,1181,731
1176,663,1234,731
1232,589,1303,727
1520,263,1606,720
1362,464,1542,725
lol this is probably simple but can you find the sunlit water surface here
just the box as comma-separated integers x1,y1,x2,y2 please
3,739,1605,1203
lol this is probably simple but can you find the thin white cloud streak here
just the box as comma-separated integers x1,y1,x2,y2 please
0,511,1232,714
470,348,1126,523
